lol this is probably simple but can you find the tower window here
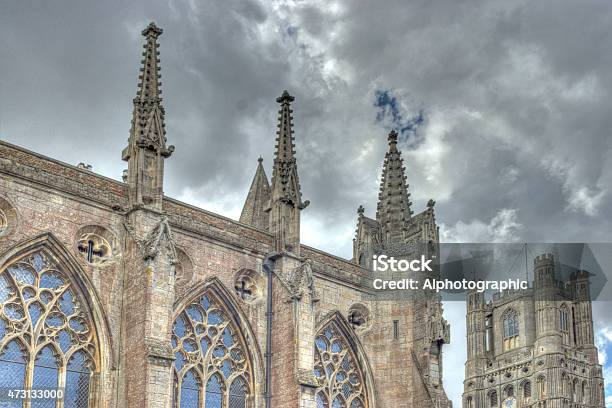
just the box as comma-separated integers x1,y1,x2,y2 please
393,320,399,340
429,341,441,385
485,315,493,352
358,253,367,268
489,390,498,407
560,305,570,345
502,309,519,351
559,306,569,331
523,381,531,399
537,376,546,398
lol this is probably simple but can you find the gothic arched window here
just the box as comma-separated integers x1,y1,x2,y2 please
536,376,546,398
572,378,579,402
489,390,498,407
502,309,519,351
0,250,97,406
522,381,531,401
559,305,570,345
358,253,367,268
172,291,252,408
314,321,367,408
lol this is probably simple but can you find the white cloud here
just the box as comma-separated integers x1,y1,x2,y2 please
440,208,522,243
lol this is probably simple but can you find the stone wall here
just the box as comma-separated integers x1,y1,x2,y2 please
0,140,448,407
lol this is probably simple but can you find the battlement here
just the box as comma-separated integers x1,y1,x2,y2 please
491,285,533,303
570,269,591,281
534,253,554,268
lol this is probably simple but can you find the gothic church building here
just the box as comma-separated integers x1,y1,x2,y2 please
0,23,451,407
463,254,606,408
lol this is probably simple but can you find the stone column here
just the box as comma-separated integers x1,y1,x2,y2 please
120,210,177,408
269,254,318,408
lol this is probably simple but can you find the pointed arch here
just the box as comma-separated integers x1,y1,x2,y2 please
0,233,111,407
172,277,263,408
314,311,376,408
501,308,519,351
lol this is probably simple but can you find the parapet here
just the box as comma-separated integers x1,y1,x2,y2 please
534,253,554,268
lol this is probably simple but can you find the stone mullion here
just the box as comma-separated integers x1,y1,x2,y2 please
24,343,35,408
18,265,36,408
56,360,66,408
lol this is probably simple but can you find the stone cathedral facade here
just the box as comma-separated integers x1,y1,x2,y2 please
0,23,452,408
463,254,605,408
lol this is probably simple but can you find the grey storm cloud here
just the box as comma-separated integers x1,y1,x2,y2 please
2,1,612,404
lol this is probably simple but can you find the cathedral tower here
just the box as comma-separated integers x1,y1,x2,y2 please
463,254,605,408
352,130,451,408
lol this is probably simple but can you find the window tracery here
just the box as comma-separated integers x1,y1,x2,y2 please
347,304,370,331
314,321,367,408
0,250,97,407
0,210,7,234
0,196,17,237
233,269,261,303
172,291,252,408
76,233,112,265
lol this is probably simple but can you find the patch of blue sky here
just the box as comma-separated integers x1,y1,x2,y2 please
374,90,424,147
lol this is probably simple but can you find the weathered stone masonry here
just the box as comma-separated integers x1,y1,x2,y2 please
0,22,452,407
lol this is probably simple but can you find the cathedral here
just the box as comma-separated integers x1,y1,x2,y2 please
0,22,452,407
463,254,606,407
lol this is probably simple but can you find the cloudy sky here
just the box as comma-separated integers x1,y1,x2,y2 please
1,0,612,405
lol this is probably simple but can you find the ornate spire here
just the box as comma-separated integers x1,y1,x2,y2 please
123,22,173,159
240,157,271,230
267,90,309,254
122,22,173,211
376,130,413,244
269,90,308,209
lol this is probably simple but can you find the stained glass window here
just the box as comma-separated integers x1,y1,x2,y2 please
32,346,60,408
172,291,251,408
229,377,247,408
65,351,93,408
0,251,97,407
0,340,26,408
314,321,367,408
180,370,200,408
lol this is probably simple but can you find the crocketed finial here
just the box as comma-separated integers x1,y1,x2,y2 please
142,22,163,38
276,89,295,104
357,205,365,217
388,130,398,146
